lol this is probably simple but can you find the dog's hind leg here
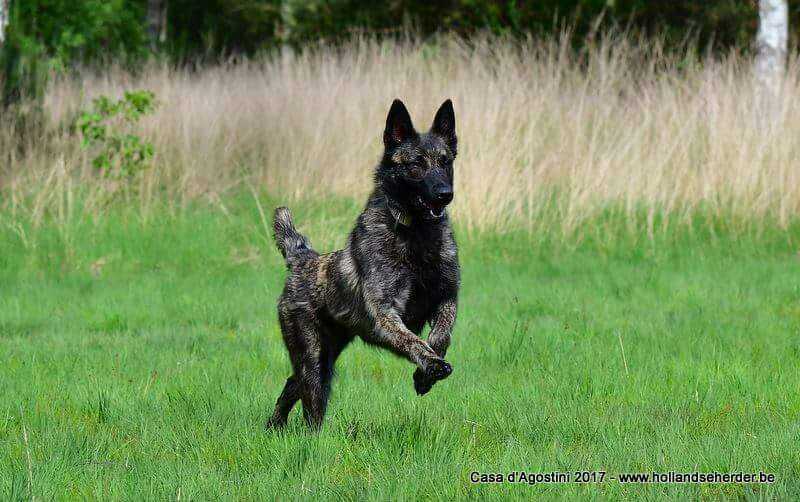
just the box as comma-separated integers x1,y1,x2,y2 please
266,307,306,430
289,317,328,430
269,308,348,430
299,354,326,430
297,327,354,430
265,375,300,429
318,333,351,418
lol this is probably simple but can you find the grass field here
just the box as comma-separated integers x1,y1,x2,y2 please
2,197,799,500
2,31,800,501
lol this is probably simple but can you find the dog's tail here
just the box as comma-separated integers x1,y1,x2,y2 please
273,207,314,262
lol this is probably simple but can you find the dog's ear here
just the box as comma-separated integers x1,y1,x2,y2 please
431,99,457,153
384,99,416,149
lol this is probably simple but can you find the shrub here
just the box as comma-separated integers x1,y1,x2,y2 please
76,90,157,183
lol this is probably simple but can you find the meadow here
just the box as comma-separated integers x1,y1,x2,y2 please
2,34,800,499
2,199,799,500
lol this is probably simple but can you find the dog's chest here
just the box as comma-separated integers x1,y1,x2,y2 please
395,276,437,332
393,241,453,330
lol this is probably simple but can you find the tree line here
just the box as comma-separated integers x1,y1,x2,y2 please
0,1,795,106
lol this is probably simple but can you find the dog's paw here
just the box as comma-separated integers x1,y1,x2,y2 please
413,368,434,395
264,417,286,431
424,357,453,382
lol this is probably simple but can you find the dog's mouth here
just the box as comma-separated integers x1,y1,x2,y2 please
417,196,448,219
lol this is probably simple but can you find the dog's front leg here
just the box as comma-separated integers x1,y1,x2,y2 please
427,298,458,356
368,309,453,381
414,298,457,395
360,272,453,384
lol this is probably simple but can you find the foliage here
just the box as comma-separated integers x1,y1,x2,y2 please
165,0,282,56
0,0,785,107
155,1,763,57
1,0,147,105
0,0,768,81
76,90,157,181
280,1,759,51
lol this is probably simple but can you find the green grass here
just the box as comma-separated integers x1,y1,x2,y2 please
1,196,799,500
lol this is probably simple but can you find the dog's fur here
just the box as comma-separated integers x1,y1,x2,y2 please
266,99,460,430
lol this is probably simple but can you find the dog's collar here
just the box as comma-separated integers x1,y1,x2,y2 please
386,197,412,227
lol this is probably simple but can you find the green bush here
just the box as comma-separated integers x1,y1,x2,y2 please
76,90,157,183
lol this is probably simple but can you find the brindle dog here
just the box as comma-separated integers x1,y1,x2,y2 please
266,99,460,430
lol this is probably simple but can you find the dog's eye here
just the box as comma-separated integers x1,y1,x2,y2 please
407,164,424,180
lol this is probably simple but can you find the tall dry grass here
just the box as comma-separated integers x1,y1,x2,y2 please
3,33,800,235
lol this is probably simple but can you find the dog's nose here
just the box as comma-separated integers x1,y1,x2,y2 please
434,186,453,205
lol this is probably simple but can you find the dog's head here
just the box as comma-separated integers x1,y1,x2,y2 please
378,99,457,223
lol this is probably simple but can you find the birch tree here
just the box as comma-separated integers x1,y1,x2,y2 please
755,0,788,97
0,0,8,45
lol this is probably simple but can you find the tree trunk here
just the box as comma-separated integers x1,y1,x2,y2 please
0,0,9,45
147,0,167,50
755,0,788,97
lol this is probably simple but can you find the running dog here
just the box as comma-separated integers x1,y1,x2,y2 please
266,99,460,429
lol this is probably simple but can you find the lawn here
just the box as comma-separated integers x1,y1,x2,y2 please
1,197,799,500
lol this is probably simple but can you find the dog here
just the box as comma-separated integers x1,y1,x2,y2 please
266,99,460,430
